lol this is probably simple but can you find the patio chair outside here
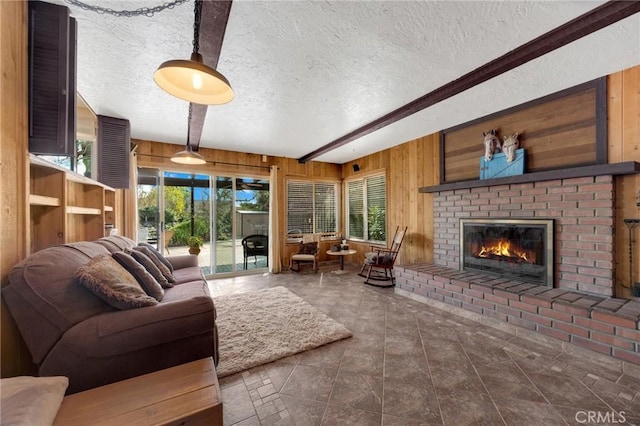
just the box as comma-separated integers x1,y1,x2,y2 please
241,234,269,269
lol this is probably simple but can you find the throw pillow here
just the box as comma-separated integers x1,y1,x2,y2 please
299,241,318,255
138,242,174,272
76,255,158,310
134,246,176,284
127,249,173,288
112,251,164,301
0,376,68,426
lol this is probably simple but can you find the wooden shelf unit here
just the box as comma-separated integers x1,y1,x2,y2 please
29,154,115,253
103,189,116,237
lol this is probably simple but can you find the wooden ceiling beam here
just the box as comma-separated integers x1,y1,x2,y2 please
297,0,640,163
189,0,233,150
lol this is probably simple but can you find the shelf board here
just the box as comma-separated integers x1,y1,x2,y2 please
30,154,115,191
104,205,114,212
419,161,640,193
29,194,61,206
67,206,102,215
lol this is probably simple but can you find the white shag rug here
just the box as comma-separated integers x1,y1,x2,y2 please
214,286,352,378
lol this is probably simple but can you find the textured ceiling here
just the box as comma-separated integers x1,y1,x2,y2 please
55,0,640,164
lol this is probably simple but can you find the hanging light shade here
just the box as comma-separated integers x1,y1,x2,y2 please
155,53,233,105
170,143,206,165
154,0,234,105
171,104,207,165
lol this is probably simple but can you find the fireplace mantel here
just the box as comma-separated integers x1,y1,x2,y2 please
419,161,639,193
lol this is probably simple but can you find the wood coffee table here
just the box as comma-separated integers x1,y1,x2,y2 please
53,358,222,425
326,249,357,274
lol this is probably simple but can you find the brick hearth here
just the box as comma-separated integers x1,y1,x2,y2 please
395,263,640,366
397,174,640,366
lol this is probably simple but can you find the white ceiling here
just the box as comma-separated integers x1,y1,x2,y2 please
57,0,640,164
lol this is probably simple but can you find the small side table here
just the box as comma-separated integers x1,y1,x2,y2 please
53,358,222,425
326,249,357,275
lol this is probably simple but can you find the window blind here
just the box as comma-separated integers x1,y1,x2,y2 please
286,181,339,234
346,174,386,243
366,175,386,242
347,180,364,239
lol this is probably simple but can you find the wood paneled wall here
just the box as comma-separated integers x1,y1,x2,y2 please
341,133,440,267
1,0,32,378
609,67,640,297
443,80,603,183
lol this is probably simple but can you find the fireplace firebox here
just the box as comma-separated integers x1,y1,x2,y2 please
460,219,554,286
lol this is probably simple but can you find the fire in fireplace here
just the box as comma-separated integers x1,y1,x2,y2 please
460,219,554,286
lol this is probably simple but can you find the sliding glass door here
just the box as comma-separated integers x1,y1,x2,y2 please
213,176,270,274
138,168,269,277
214,177,233,273
236,177,270,271
163,172,212,275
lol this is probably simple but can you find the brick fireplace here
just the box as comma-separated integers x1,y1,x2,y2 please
435,175,614,296
396,173,640,366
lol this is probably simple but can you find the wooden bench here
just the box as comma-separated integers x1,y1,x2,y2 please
54,358,222,425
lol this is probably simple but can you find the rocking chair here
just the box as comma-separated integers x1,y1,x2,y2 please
358,226,407,287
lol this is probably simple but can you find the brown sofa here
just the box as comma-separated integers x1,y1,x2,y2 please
2,235,218,394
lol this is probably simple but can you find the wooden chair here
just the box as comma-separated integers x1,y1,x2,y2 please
358,226,407,287
289,234,319,272
241,234,268,269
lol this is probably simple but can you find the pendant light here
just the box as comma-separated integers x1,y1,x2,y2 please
154,0,234,105
171,104,206,164
170,143,206,164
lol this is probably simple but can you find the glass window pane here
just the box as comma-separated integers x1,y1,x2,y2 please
287,180,339,235
314,182,336,233
348,180,364,239
287,181,313,234
366,175,386,242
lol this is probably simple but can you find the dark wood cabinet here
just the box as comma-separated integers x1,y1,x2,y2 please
28,1,76,156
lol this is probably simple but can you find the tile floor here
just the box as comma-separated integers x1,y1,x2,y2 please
207,265,640,426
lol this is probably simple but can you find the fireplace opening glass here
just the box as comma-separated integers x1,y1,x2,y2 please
460,219,553,286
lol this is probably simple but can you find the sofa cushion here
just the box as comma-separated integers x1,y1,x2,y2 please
95,235,136,253
112,251,164,301
76,255,158,310
128,249,173,288
134,246,176,284
139,242,174,272
172,267,206,285
299,241,318,254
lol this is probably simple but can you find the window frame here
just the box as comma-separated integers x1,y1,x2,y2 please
345,171,387,245
285,179,341,239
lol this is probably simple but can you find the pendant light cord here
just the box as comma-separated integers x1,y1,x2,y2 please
187,103,193,148
192,0,202,54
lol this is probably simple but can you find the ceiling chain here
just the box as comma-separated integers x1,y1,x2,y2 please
64,0,190,17
192,0,202,53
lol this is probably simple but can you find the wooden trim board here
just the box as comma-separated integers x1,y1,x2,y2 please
53,358,222,426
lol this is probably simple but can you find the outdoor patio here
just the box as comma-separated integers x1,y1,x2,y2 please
166,240,268,275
